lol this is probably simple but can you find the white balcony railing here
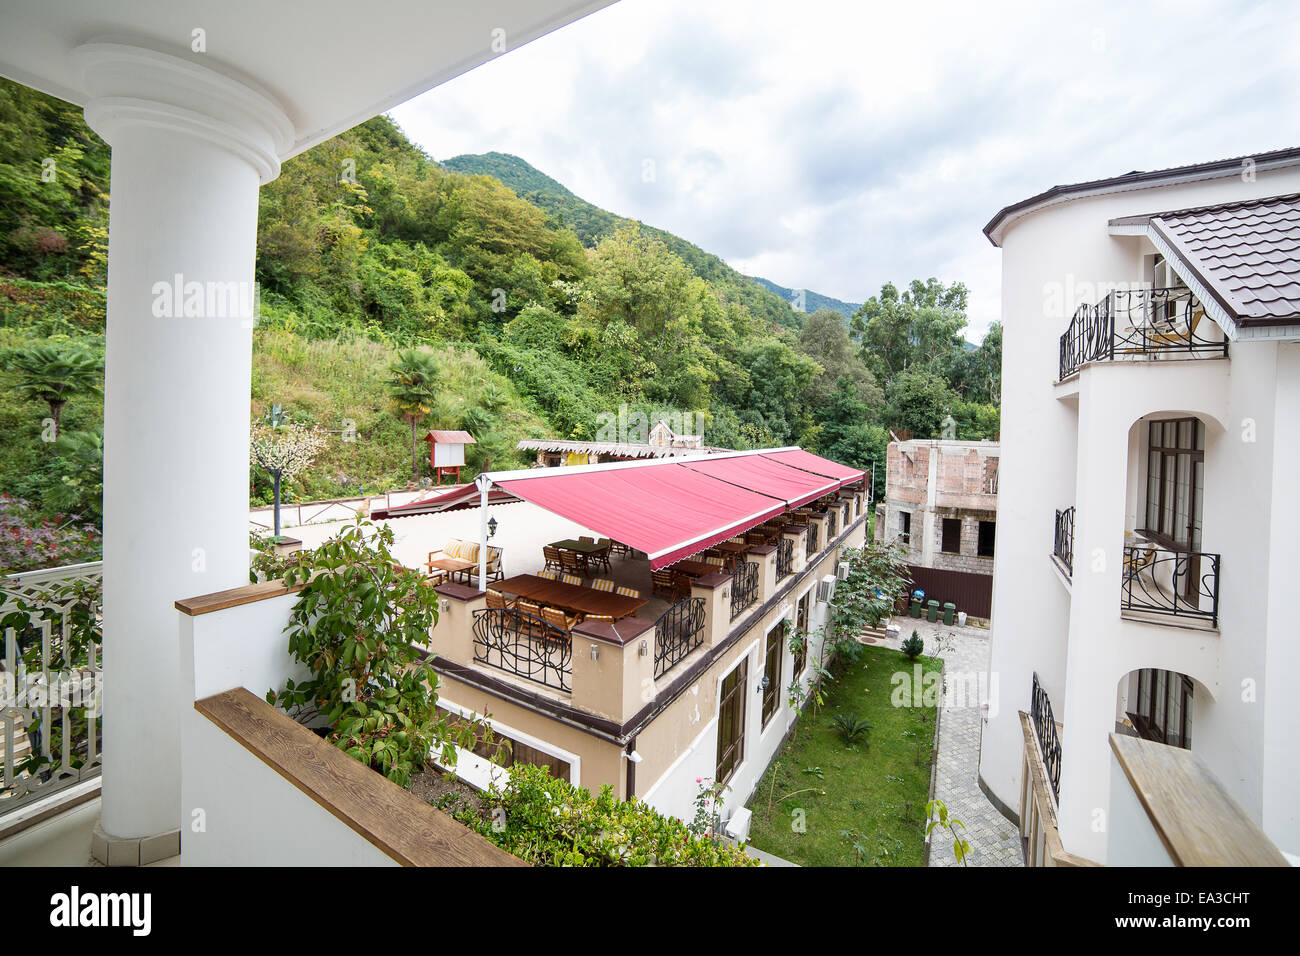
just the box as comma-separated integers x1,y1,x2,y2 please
1,561,103,818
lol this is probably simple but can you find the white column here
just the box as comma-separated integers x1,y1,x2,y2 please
1056,376,1129,863
73,42,292,864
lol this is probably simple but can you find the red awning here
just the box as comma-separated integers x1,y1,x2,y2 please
495,464,786,569
680,455,838,509
761,448,865,486
370,483,516,519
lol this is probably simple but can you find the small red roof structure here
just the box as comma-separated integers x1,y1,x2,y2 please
424,430,478,484
425,430,477,445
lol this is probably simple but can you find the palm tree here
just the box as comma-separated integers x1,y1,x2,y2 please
387,350,440,478
2,343,103,441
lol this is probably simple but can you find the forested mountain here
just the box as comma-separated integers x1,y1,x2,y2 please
0,77,999,571
748,275,861,319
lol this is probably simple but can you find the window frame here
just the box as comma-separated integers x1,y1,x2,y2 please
941,517,962,554
715,657,749,784
761,621,783,728
977,520,996,558
1140,417,1204,551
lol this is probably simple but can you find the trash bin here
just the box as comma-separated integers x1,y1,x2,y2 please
942,602,956,625
926,599,940,622
909,597,922,617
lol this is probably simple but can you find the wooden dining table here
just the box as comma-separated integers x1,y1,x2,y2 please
497,574,646,620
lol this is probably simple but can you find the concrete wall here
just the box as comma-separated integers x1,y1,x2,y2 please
980,161,1300,862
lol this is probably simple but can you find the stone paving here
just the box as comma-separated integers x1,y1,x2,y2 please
876,617,1024,867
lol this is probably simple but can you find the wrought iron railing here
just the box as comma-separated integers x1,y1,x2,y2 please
729,561,758,621
1121,545,1220,627
1053,507,1074,576
806,520,819,556
827,508,838,539
776,538,794,580
1058,288,1226,380
1,561,103,818
471,606,572,692
1030,672,1061,803
654,597,705,679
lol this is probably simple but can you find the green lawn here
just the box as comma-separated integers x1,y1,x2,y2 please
746,645,941,866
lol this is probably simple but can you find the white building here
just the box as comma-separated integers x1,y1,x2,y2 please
979,148,1300,865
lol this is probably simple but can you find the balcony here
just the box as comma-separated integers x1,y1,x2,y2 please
1058,288,1228,381
1121,543,1221,628
1052,507,1074,577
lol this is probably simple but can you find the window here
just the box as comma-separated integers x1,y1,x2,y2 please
761,622,783,727
543,454,562,468
977,520,996,557
941,517,962,554
899,511,911,544
793,591,810,676
715,658,748,784
1130,668,1193,750
1142,418,1203,550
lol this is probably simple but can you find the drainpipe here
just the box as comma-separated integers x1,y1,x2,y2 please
475,474,490,589
624,736,638,800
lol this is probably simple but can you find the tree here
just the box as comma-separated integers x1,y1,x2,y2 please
797,309,882,412
2,342,102,440
884,368,956,439
850,278,969,383
387,349,441,478
816,377,888,499
250,416,326,539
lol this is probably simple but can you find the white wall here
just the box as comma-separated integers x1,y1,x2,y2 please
178,592,396,866
981,162,1300,862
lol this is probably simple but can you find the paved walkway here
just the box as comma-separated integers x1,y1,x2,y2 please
877,618,1023,867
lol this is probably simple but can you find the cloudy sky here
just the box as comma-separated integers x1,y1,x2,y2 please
391,0,1300,339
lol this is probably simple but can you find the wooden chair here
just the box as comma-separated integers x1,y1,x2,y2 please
562,573,584,587
616,585,641,599
609,539,633,557
593,538,613,573
541,605,580,635
703,555,725,569
559,549,588,578
585,613,614,624
537,570,558,581
516,600,544,638
543,546,563,574
672,571,693,602
651,569,678,600
486,589,517,611
592,578,615,592
1151,308,1205,349
579,536,595,545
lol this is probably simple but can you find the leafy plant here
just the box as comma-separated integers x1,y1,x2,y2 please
830,711,873,746
687,776,730,840
1,340,102,439
387,349,440,478
926,798,971,866
901,630,925,660
450,764,758,867
266,517,486,787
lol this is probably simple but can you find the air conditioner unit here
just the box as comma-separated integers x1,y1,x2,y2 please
836,561,850,581
817,574,837,603
724,806,752,844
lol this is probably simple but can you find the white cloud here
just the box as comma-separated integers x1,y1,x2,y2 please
390,0,1300,339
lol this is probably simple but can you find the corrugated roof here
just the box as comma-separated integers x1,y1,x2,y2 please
1150,193,1300,326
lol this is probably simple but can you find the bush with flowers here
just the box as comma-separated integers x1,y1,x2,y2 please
0,494,101,574
446,763,758,867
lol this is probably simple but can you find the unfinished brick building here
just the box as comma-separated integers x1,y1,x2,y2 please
876,438,999,619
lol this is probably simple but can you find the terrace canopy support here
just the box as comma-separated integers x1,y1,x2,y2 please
80,42,292,864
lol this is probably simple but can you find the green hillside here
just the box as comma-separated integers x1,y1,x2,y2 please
0,77,998,572
749,275,861,319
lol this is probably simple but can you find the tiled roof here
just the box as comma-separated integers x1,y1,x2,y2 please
1150,193,1300,326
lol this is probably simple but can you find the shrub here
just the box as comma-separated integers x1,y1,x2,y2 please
266,517,487,786
0,494,101,574
831,712,873,745
451,764,759,867
901,631,925,660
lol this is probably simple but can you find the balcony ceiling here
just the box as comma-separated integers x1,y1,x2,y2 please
0,0,616,159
